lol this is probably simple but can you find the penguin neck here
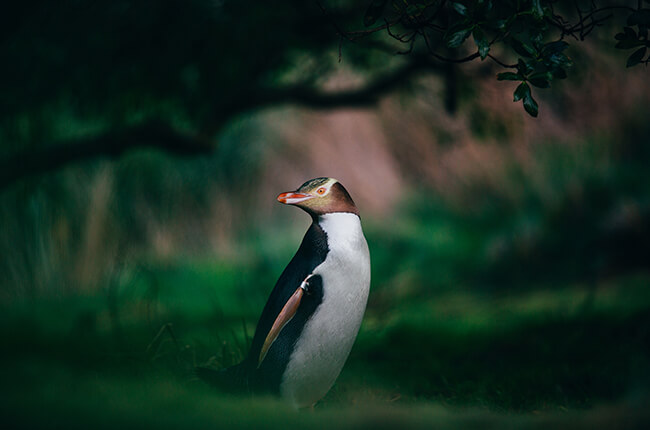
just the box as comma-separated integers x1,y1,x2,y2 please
315,212,365,250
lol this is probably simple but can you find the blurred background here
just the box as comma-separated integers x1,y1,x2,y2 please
1,0,649,428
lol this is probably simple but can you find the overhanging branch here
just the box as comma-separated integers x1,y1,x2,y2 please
0,121,211,190
257,56,440,109
2,58,441,189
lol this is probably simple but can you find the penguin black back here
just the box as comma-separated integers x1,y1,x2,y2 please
253,273,323,392
198,222,328,394
247,222,328,392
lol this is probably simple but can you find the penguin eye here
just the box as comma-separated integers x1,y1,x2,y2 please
316,187,326,195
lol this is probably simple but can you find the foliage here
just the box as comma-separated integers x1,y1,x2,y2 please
2,120,648,424
1,255,649,427
367,115,650,292
332,0,650,116
0,2,648,426
0,1,647,187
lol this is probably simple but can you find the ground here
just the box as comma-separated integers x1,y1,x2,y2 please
2,255,649,429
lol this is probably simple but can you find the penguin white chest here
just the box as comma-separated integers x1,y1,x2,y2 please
279,213,371,408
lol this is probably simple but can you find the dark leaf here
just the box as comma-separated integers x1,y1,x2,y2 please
513,82,530,102
495,19,507,30
406,4,426,16
497,72,520,81
364,0,388,27
517,58,534,75
473,28,490,59
451,2,468,16
615,39,646,49
615,32,626,41
531,0,544,19
548,52,573,67
510,38,536,58
624,26,637,39
542,41,569,56
528,72,551,88
626,47,647,67
529,71,550,80
523,92,539,117
552,68,567,79
628,9,650,27
529,78,550,88
446,24,474,48
477,0,493,14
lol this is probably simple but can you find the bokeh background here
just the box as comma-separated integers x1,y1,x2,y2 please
1,1,649,428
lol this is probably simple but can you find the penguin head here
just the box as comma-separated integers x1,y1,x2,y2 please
277,177,359,217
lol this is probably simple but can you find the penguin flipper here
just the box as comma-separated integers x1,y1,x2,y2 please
195,362,250,393
257,274,321,367
258,284,305,367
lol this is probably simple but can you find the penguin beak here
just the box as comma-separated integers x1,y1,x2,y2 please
277,192,313,205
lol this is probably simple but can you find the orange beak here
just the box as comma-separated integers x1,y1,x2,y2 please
277,192,313,205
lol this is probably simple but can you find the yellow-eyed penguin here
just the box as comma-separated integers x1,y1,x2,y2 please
197,177,371,408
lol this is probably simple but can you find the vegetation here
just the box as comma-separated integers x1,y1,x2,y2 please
3,124,650,426
2,1,649,187
1,1,649,428
344,0,650,116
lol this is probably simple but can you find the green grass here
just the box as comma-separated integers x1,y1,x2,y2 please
2,122,650,427
1,258,649,428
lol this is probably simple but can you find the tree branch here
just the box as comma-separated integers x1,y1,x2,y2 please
256,57,440,109
0,121,212,190
3,58,442,189
200,56,442,135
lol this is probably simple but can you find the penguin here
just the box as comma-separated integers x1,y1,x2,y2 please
197,177,371,408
